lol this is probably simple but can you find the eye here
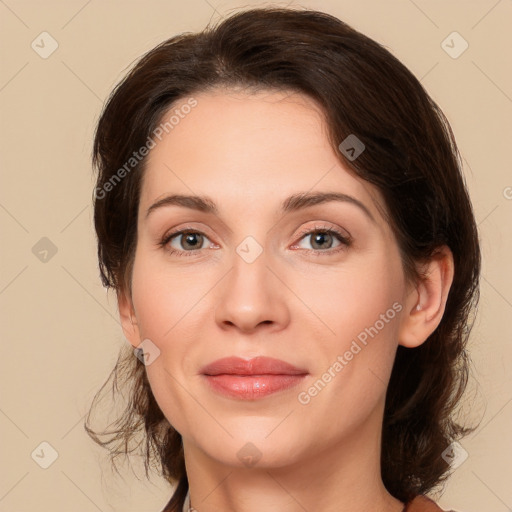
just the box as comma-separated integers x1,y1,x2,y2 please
291,224,352,255
159,223,352,257
159,229,214,256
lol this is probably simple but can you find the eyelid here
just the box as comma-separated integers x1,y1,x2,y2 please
161,223,210,239
293,222,351,243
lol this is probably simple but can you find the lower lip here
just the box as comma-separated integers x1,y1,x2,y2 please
202,374,307,400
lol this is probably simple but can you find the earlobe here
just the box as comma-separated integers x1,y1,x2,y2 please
398,246,454,349
117,290,141,348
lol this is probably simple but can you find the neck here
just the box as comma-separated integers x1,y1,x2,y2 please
182,403,404,512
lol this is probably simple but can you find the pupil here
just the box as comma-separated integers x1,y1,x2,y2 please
185,233,200,248
313,232,331,249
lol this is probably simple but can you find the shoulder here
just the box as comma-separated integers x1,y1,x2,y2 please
405,494,460,512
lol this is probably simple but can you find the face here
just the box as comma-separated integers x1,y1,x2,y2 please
121,88,415,470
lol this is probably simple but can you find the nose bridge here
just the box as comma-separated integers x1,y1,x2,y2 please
214,231,288,332
231,232,273,304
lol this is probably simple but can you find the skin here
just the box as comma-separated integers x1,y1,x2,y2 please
118,88,454,512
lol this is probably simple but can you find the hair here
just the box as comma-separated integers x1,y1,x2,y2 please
85,6,481,511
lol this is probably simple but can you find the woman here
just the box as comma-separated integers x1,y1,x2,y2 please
85,6,481,512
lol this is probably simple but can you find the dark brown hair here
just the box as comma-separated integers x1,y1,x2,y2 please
85,6,481,511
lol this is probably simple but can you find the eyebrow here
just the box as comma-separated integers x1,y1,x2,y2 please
145,191,376,223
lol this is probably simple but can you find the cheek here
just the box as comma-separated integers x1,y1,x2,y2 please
298,254,404,408
130,255,199,431
130,251,207,341
300,253,402,340
295,269,403,430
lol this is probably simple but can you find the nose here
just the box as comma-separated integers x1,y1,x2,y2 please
214,245,290,334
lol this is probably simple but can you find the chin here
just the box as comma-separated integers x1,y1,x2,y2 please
194,425,306,469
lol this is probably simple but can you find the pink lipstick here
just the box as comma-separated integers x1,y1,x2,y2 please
200,356,308,400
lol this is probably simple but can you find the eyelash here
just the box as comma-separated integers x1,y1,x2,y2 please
159,223,352,258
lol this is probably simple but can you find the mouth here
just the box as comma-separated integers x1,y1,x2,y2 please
200,356,309,400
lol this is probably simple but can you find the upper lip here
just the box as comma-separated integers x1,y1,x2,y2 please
200,356,308,376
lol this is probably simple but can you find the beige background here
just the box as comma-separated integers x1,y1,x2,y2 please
0,0,511,511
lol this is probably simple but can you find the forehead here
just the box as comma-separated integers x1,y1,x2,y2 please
140,88,385,223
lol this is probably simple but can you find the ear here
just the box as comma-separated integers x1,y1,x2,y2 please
117,289,141,348
398,245,454,348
